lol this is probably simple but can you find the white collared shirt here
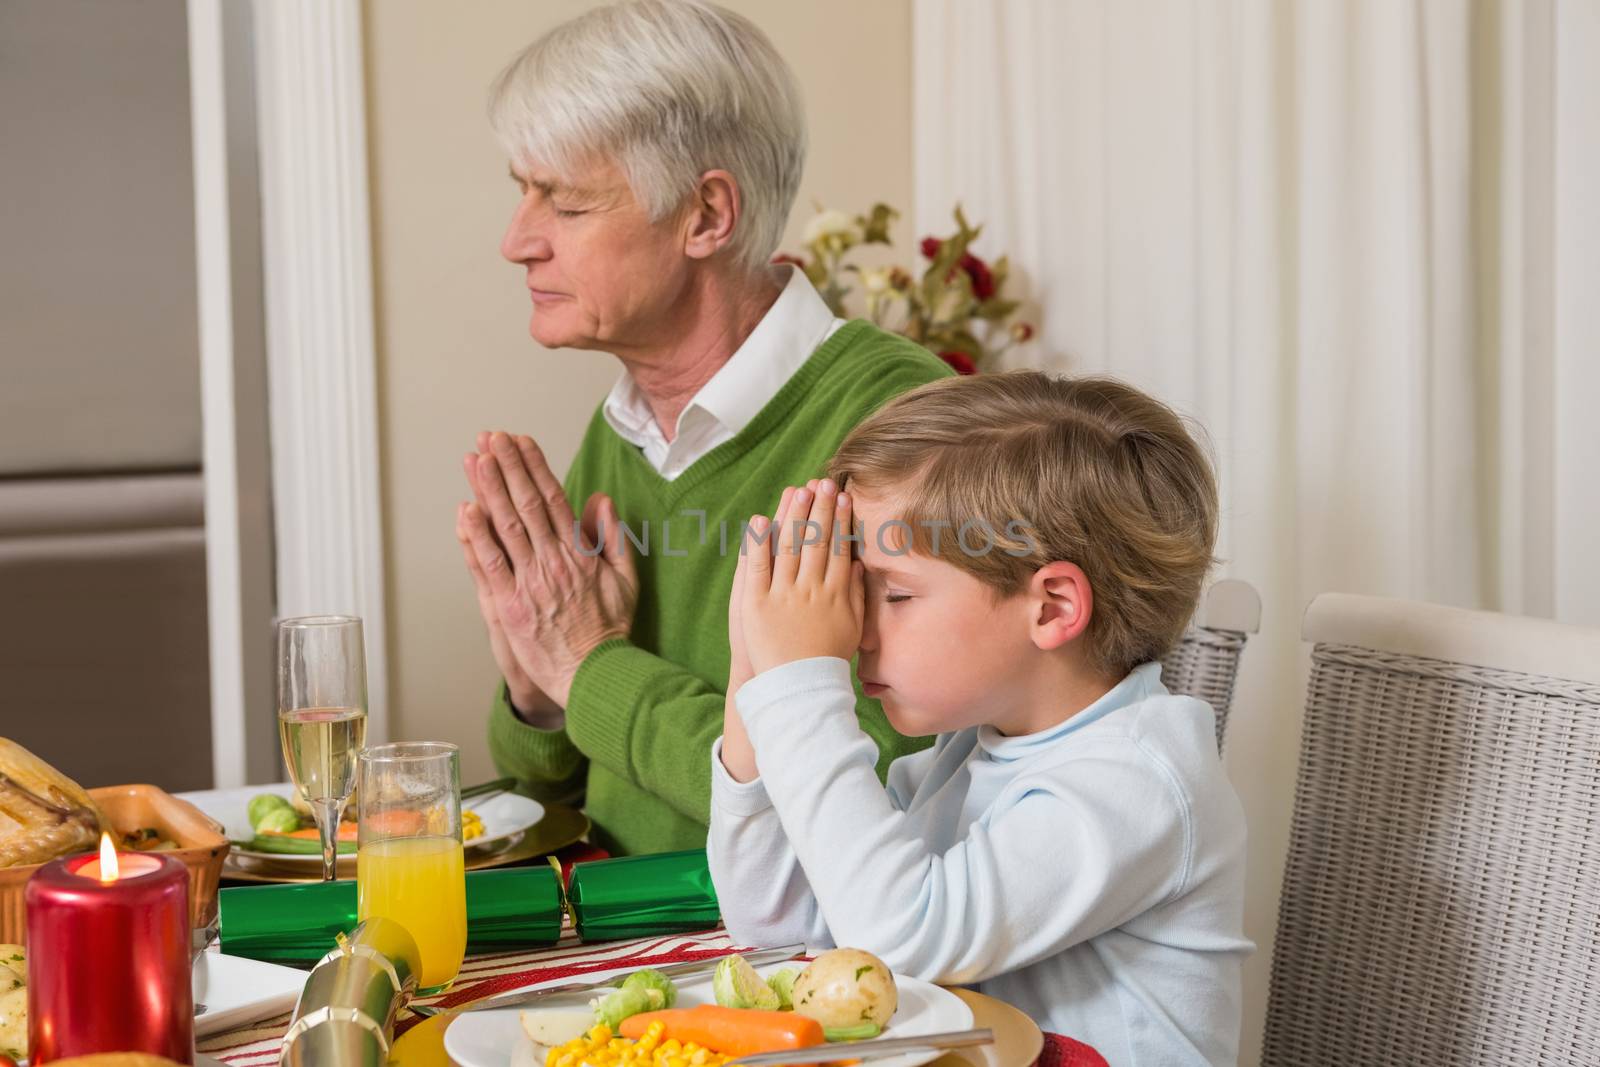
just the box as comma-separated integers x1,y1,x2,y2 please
601,267,844,480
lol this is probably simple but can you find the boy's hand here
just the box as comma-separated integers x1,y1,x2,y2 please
739,479,864,675
729,484,797,689
721,485,803,784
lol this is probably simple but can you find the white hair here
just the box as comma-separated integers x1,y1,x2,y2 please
488,0,807,274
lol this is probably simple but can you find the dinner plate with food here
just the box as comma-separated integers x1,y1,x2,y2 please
176,781,544,868
445,947,974,1067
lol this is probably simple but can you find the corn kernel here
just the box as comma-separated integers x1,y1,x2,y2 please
689,1050,710,1065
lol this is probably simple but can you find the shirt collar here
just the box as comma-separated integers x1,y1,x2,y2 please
689,265,838,435
975,661,1170,761
601,266,839,447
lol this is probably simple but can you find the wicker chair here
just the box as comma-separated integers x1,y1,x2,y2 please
1159,578,1260,752
1262,593,1600,1066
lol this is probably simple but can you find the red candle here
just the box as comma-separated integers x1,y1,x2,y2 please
26,834,194,1064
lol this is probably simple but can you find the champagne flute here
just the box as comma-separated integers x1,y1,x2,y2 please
277,615,369,882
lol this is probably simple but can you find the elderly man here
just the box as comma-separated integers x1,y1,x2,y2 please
457,0,951,856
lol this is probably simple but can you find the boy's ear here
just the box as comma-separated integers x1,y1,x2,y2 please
683,169,741,260
1028,561,1093,651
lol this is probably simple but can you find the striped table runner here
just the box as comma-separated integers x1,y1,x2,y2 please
198,926,744,1066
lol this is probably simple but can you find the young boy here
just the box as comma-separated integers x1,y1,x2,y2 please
707,372,1251,1066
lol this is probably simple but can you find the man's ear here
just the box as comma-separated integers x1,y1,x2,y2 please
683,169,741,260
1027,561,1094,651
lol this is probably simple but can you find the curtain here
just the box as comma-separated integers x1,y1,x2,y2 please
911,1,1600,1060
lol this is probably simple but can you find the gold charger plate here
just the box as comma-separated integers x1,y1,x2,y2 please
386,984,1043,1067
932,988,1045,1067
220,801,589,885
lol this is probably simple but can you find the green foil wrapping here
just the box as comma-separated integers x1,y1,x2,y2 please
218,865,562,963
567,848,720,941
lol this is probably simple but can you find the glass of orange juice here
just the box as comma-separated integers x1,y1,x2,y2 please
356,741,467,994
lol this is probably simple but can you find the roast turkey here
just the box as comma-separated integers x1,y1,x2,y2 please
0,738,109,868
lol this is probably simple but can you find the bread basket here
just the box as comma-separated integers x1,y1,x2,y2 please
0,783,230,944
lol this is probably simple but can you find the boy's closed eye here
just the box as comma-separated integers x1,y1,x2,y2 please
864,571,916,603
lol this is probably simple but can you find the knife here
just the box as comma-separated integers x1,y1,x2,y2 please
411,943,809,1017
462,776,517,803
724,1028,995,1067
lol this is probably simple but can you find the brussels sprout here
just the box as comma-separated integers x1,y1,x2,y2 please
621,968,676,1010
767,967,800,1010
254,805,302,834
712,954,779,1011
791,948,898,1031
591,985,658,1029
248,793,295,831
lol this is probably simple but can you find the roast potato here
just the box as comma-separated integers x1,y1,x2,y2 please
0,984,25,1060
790,948,898,1031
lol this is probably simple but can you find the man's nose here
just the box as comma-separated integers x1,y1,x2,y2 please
501,200,553,264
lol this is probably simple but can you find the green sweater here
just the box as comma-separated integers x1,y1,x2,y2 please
487,320,954,855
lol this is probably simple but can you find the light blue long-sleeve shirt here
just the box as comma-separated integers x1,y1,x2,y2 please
708,658,1252,1067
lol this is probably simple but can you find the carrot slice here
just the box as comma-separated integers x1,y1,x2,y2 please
267,822,359,842
620,1005,825,1057
362,809,426,837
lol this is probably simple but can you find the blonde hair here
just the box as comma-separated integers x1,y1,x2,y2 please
827,372,1219,677
487,0,806,274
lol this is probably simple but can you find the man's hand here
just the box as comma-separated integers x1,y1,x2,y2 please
456,495,553,720
458,431,638,710
739,479,863,676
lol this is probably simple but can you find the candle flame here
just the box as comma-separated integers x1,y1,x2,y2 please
98,832,118,881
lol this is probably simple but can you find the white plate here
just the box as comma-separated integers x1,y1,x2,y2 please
193,951,306,1037
176,783,545,864
445,960,974,1067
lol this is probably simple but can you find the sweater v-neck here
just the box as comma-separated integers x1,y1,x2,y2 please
602,320,871,508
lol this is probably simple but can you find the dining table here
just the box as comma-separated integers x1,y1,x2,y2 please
197,921,1102,1067
192,831,1106,1067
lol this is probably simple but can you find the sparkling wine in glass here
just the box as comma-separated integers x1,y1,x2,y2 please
277,615,369,882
